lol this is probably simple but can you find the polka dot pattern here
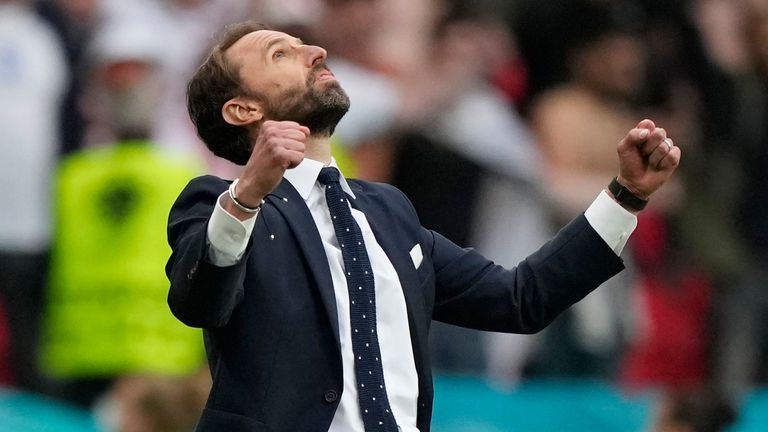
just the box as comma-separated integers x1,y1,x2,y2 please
318,167,398,431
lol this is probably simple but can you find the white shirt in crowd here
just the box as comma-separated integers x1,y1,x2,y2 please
0,3,67,252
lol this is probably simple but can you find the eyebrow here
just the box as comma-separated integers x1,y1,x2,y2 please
265,37,304,52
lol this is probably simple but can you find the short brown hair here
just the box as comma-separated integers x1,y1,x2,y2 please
186,21,268,165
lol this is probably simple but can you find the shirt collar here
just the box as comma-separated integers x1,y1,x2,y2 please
283,157,356,201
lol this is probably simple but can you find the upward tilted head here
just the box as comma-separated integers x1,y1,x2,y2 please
187,22,350,165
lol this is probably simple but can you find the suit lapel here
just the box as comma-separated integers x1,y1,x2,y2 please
268,180,340,351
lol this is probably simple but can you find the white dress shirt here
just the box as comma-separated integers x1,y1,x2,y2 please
205,158,637,431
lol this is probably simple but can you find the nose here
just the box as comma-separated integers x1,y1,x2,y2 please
304,44,327,66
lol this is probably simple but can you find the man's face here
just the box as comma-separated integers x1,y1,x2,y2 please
226,30,350,136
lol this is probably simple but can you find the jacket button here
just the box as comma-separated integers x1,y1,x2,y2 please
324,390,338,403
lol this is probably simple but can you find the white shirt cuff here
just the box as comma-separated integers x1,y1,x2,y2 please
206,192,257,266
584,190,638,255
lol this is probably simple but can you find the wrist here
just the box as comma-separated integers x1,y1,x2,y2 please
230,178,265,209
615,175,649,199
226,178,264,219
608,176,648,213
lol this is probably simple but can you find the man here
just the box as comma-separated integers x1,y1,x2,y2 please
0,0,67,392
42,20,204,407
166,21,681,432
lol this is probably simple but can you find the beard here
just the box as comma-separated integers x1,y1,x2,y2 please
263,64,351,137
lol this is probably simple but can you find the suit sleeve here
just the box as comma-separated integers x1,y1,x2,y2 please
422,215,625,334
166,175,251,328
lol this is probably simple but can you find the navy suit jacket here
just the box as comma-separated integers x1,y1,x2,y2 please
166,175,625,432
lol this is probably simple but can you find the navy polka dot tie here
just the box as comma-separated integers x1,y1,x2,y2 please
318,167,398,431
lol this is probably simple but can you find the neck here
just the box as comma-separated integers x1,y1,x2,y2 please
304,135,333,165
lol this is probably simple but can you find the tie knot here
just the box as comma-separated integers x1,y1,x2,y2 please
318,167,341,185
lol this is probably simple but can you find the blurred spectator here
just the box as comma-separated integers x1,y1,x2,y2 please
308,0,404,181
0,300,12,385
390,1,550,383
95,371,211,432
529,0,647,217
35,0,101,156
514,0,573,108
0,0,68,392
525,0,645,378
706,0,768,404
100,0,250,177
650,388,736,432
620,209,713,390
0,0,763,419
609,0,731,395
366,0,441,76
642,0,744,283
39,21,204,407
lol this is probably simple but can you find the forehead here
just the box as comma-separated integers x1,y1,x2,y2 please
227,30,297,59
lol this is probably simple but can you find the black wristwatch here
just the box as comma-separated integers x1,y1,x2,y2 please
608,177,648,211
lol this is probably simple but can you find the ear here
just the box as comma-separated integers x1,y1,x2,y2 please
222,97,264,126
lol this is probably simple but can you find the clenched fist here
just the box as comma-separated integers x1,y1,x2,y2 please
615,119,681,204
224,120,309,219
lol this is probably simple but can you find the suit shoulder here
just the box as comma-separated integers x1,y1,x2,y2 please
169,175,230,221
174,175,229,203
349,179,410,201
348,179,420,220
183,174,230,193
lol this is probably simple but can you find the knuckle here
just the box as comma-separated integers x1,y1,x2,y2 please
266,130,287,144
261,126,276,139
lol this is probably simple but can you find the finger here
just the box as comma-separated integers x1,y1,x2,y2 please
656,145,681,171
278,137,307,153
635,118,656,130
263,120,308,138
281,149,305,169
274,128,309,143
259,127,307,150
639,127,667,157
265,140,305,165
621,127,651,149
649,138,673,169
264,120,301,129
273,121,310,136
276,123,310,138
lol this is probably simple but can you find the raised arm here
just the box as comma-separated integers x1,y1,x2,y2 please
166,176,251,328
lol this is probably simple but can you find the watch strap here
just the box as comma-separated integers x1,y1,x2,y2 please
608,177,648,211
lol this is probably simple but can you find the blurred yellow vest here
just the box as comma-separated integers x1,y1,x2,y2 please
42,142,205,378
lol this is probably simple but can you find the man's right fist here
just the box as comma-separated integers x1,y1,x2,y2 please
226,121,308,217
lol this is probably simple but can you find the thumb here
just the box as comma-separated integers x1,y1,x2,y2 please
619,127,651,153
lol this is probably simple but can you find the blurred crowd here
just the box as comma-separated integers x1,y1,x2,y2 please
1,0,767,431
